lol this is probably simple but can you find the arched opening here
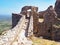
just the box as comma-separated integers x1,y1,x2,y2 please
26,9,31,19
38,18,44,23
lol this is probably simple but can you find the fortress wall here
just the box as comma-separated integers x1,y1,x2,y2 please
12,13,22,28
0,15,26,45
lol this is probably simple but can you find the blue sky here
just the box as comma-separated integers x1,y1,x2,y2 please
0,0,56,15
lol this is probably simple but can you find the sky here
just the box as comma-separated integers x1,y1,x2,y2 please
0,0,56,15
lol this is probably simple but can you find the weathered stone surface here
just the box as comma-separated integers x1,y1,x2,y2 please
20,6,38,15
38,11,46,18
19,5,60,41
43,6,57,40
34,6,57,38
1,1,60,44
0,15,33,45
11,4,60,41
12,13,22,28
55,0,60,18
30,5,60,42
30,7,38,37
20,6,38,19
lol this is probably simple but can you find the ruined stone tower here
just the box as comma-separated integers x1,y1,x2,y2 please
12,0,60,41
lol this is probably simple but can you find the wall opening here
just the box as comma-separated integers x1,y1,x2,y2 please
38,18,44,23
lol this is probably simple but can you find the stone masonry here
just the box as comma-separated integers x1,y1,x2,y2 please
12,0,60,41
1,0,60,45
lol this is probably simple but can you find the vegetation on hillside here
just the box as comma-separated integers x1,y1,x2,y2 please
0,19,12,35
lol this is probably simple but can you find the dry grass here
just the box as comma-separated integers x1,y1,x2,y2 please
28,36,60,45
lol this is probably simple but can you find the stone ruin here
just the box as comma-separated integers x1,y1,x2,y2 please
12,0,60,41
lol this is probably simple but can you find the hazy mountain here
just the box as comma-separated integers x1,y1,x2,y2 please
0,15,12,21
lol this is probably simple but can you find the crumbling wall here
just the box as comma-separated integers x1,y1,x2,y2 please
31,7,39,37
12,4,60,41
12,13,22,28
37,5,58,40
55,0,60,18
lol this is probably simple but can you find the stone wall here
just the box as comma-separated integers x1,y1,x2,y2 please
12,13,22,28
11,4,60,41
31,7,39,37
55,0,60,18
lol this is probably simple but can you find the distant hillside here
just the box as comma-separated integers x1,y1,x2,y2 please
0,15,12,35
